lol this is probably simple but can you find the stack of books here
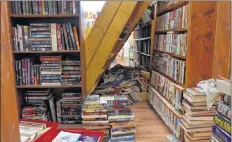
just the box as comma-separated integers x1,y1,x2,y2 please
40,56,62,86
151,70,184,111
61,60,81,85
82,95,110,142
180,87,221,142
155,33,187,57
11,1,79,15
15,58,41,85
156,5,187,30
56,92,82,124
153,52,186,84
22,89,55,121
107,95,136,142
212,80,231,142
13,23,80,51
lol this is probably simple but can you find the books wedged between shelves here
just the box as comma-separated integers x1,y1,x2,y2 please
22,88,55,121
180,87,221,142
13,23,80,51
11,1,79,15
56,92,82,124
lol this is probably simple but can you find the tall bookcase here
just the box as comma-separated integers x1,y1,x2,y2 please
2,1,85,128
132,20,155,71
148,1,218,140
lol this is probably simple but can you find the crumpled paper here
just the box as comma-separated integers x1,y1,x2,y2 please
196,79,220,110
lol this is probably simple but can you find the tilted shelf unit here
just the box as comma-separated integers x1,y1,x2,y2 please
149,1,218,140
6,1,85,127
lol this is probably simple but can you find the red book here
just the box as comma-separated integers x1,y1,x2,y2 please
56,24,62,50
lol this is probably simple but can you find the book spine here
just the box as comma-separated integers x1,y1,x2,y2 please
68,23,77,50
69,1,73,14
56,24,62,50
22,59,25,85
17,25,24,51
23,26,29,51
25,1,29,15
72,1,76,14
15,61,19,85
62,24,70,50
19,61,22,85
51,23,57,51
60,27,66,50
27,59,31,85
214,113,231,134
48,1,52,14
212,125,231,142
11,2,16,14
42,1,45,15
65,24,73,50
216,102,231,120
22,1,26,15
73,27,80,51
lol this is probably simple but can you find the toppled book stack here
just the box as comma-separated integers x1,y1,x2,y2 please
107,95,136,142
82,95,110,142
40,56,62,86
56,92,82,124
180,87,221,142
22,89,55,121
61,60,81,85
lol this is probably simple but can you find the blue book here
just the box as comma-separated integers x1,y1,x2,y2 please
212,125,231,142
77,135,101,142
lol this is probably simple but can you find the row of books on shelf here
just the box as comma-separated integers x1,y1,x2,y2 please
13,23,80,51
156,5,187,31
141,40,151,54
15,56,81,86
134,24,151,39
153,52,186,84
211,85,231,142
155,33,187,57
151,70,184,111
11,1,79,15
148,86,181,138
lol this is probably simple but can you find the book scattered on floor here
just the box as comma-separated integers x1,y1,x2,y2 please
13,23,80,51
11,1,79,15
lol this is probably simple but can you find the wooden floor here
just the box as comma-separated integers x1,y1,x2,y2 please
131,102,172,142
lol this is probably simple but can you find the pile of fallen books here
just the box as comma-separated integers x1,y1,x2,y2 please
107,95,136,142
82,95,110,142
180,87,221,142
211,79,231,142
22,89,55,121
56,92,82,124
94,64,149,104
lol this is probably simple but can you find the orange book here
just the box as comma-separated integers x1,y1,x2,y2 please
73,27,80,51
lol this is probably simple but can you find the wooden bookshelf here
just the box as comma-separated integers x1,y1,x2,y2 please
157,1,189,16
149,1,220,140
10,14,80,18
1,1,85,134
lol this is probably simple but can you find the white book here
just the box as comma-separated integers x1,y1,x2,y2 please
52,131,81,142
51,23,57,51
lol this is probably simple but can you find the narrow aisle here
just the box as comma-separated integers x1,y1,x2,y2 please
132,102,171,142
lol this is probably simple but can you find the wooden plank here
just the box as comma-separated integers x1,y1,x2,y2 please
212,2,231,79
86,2,138,94
185,2,217,87
85,2,122,67
1,2,20,142
157,1,189,16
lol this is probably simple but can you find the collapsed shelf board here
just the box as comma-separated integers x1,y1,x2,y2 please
4,1,85,127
